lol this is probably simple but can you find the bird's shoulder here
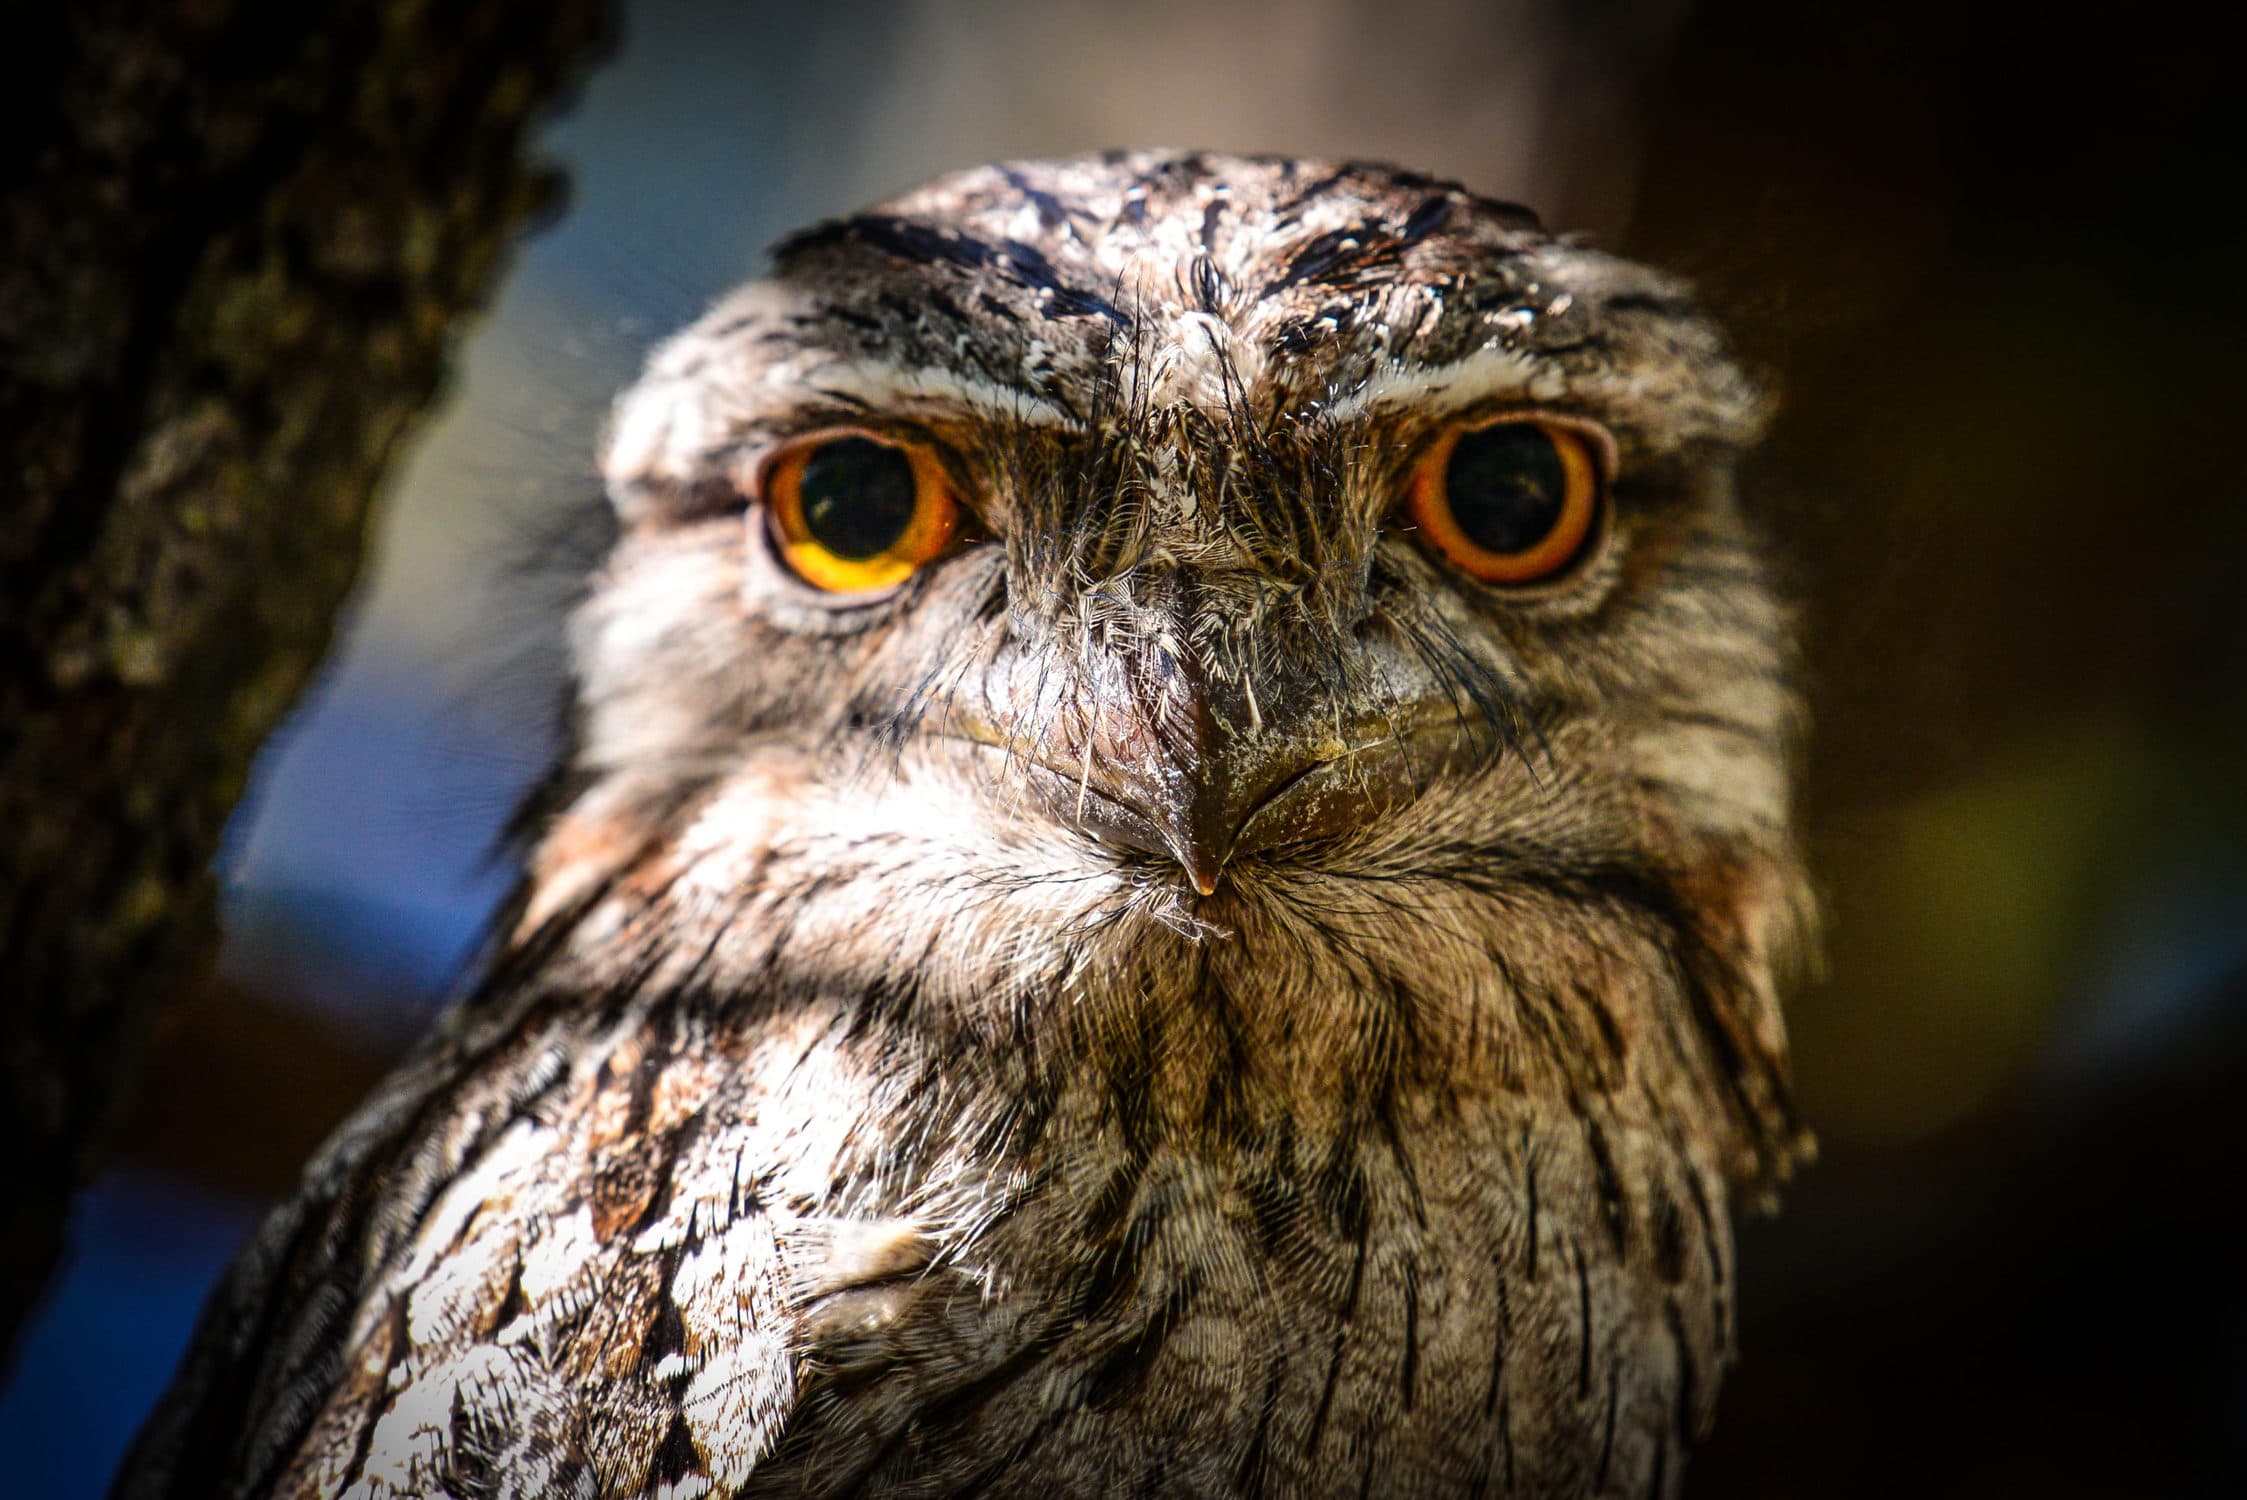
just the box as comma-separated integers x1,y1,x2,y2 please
112,972,981,1499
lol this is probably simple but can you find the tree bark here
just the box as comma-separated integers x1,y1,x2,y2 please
0,0,607,1356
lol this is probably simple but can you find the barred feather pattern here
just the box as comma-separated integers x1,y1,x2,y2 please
119,152,1812,1500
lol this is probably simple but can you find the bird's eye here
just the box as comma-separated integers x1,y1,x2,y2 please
1405,417,1606,585
762,432,962,592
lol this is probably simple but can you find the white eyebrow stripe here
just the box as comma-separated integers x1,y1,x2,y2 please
776,358,1078,429
1322,344,1564,424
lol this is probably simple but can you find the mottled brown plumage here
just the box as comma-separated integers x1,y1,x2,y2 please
119,152,1812,1499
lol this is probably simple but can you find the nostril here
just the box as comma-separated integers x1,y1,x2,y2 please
1246,755,1330,819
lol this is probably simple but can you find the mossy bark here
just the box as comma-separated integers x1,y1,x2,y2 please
0,0,607,1354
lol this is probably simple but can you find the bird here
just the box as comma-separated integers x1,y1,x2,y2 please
117,151,1812,1499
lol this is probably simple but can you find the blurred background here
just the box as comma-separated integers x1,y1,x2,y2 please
6,0,2241,1493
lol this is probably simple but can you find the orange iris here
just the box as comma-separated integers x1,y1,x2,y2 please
764,431,962,593
1405,417,1605,585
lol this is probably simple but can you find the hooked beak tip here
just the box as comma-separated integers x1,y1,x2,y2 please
1171,838,1225,896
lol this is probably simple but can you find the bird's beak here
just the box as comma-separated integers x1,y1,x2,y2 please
1088,664,1306,896
955,644,1472,894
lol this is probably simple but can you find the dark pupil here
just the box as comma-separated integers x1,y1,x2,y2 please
1443,425,1566,554
798,438,918,559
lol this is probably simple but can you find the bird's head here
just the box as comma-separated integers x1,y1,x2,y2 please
544,152,1808,1177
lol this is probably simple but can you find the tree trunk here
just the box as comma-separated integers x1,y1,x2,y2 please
0,0,607,1357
